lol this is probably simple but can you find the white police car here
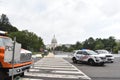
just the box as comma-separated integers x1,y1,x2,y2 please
72,50,106,66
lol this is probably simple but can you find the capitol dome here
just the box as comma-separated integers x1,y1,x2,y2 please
51,35,57,44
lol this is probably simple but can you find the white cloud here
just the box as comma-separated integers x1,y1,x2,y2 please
101,23,120,33
0,0,120,44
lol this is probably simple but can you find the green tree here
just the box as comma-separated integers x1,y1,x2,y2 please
102,36,116,52
9,30,44,52
67,46,74,52
0,14,18,33
74,41,83,50
55,46,62,51
113,42,120,53
0,14,44,52
55,45,68,52
94,38,104,50
83,37,95,50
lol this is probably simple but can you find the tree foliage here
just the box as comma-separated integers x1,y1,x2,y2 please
55,45,68,52
55,37,118,53
0,14,44,52
9,30,44,52
83,37,95,50
0,14,18,33
94,38,104,49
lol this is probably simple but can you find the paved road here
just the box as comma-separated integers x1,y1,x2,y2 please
65,57,120,80
20,53,120,80
21,57,91,80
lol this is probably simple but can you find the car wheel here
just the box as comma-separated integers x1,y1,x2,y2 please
72,57,77,64
99,63,104,66
111,61,114,63
88,59,95,66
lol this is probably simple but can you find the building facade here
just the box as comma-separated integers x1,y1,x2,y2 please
46,35,58,50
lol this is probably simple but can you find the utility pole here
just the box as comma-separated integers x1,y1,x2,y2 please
12,37,16,80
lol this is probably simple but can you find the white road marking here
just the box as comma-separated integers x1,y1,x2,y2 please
52,70,82,74
33,67,77,70
21,78,43,80
24,58,91,80
62,58,91,80
25,72,83,79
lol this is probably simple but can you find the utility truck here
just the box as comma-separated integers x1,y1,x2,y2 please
0,31,32,78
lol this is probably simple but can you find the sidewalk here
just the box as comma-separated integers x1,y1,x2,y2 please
44,52,55,57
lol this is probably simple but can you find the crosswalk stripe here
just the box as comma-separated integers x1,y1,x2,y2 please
21,78,43,80
51,70,83,74
32,67,77,70
34,65,75,68
24,72,84,79
62,58,91,80
29,68,78,72
23,58,91,80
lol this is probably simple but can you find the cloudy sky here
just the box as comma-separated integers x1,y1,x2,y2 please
0,0,120,44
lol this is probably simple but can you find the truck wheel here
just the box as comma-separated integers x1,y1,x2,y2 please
20,72,24,77
0,63,2,68
14,76,21,80
72,57,77,64
88,59,95,66
0,70,9,80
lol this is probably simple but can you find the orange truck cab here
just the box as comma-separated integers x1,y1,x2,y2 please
0,31,32,77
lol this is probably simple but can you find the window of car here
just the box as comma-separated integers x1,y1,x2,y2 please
82,51,89,55
76,51,82,54
0,38,4,47
86,50,98,55
0,37,13,47
2,38,13,46
96,50,110,54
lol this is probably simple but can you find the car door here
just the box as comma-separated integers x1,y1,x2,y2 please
81,51,89,61
75,51,82,60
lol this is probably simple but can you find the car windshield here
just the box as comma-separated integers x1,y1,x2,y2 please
97,50,110,54
0,38,4,46
0,37,13,46
86,50,98,55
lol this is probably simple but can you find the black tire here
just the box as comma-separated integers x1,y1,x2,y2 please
88,59,95,66
14,76,21,80
0,63,2,68
99,63,104,66
20,72,24,77
72,57,77,64
111,61,114,63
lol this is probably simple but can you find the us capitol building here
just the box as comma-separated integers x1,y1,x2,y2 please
46,35,58,50
46,35,71,50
